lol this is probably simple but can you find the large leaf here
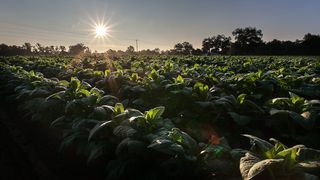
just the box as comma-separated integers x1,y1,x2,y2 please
113,125,138,138
114,103,124,115
295,161,320,172
87,143,107,164
50,116,67,128
240,152,284,180
237,93,247,104
88,120,113,141
98,95,119,106
297,148,320,161
145,106,165,121
269,109,314,130
228,112,252,126
148,138,184,155
70,77,80,90
116,138,147,156
46,90,65,101
247,158,284,179
89,106,107,120
239,152,261,180
169,128,198,153
242,134,273,153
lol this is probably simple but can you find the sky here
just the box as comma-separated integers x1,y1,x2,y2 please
1,0,320,52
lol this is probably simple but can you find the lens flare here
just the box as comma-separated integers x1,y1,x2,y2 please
95,25,108,37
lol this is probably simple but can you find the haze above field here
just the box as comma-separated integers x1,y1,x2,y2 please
1,0,320,52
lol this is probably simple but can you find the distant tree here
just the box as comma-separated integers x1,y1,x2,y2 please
232,27,264,54
173,43,184,54
35,43,45,55
22,42,32,55
69,43,89,56
139,48,161,56
301,33,320,55
192,48,203,56
0,44,10,56
153,48,160,54
202,35,231,55
173,42,194,55
59,46,67,55
265,39,284,55
202,37,213,55
126,46,135,55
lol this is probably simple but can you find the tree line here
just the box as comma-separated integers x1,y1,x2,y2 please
170,27,320,55
0,43,91,56
1,27,319,56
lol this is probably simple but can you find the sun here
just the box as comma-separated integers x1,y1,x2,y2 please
95,25,108,37
88,16,114,41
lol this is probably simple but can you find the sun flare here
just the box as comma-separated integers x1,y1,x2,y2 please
95,25,108,37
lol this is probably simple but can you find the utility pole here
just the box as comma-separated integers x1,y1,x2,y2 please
135,39,139,52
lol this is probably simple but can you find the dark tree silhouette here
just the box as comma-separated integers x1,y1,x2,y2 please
232,27,263,55
22,43,32,55
59,46,67,55
69,43,89,56
202,35,231,55
126,46,135,54
192,48,203,56
301,33,320,55
1,31,320,56
173,42,194,55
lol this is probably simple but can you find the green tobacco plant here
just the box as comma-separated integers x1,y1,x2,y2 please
240,134,320,180
193,82,210,100
267,92,320,130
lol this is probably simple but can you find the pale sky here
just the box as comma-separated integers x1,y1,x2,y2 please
1,0,320,52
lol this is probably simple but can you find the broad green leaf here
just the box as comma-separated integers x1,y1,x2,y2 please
114,103,124,115
104,69,111,77
148,138,184,155
50,116,66,128
89,106,107,120
77,89,90,97
169,128,198,153
130,73,139,82
99,95,118,105
288,111,314,130
228,112,252,126
113,125,137,138
88,120,113,141
58,80,69,87
80,81,92,90
237,93,247,104
145,106,165,121
297,148,320,161
70,77,80,90
128,116,145,123
87,143,107,164
116,138,147,156
175,75,184,84
46,90,65,101
264,142,287,159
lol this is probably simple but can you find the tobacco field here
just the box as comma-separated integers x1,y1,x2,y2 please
1,55,320,180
